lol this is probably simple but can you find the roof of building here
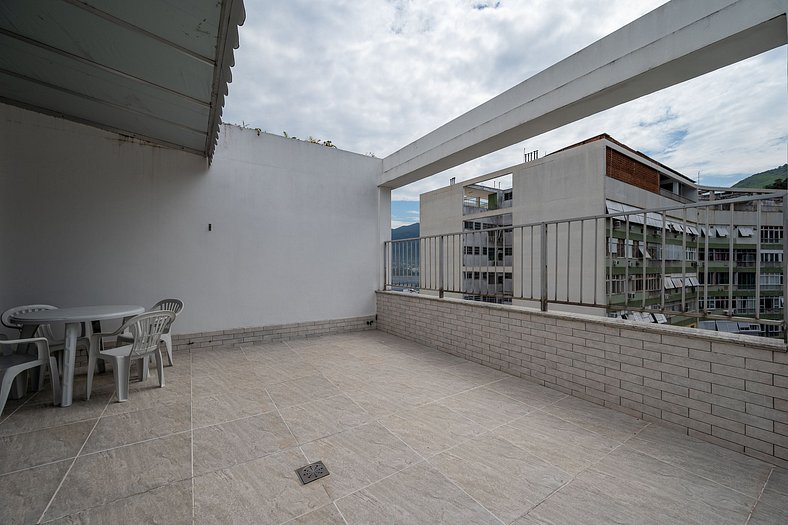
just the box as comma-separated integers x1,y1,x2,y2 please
549,133,695,184
0,0,245,158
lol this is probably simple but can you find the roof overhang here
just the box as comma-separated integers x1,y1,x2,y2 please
0,0,245,158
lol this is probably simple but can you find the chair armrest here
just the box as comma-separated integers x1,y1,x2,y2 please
0,337,50,361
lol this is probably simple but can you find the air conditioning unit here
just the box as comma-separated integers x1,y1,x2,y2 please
723,309,736,316
628,260,638,267
628,292,638,300
613,260,623,267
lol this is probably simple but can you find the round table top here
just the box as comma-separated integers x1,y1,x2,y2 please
9,305,145,324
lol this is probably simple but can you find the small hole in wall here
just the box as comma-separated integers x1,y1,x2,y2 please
208,223,212,231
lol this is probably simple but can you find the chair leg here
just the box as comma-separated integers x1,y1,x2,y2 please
161,334,173,366
138,356,150,381
0,369,17,417
49,357,61,406
11,372,27,399
113,357,131,402
155,349,165,388
37,359,46,392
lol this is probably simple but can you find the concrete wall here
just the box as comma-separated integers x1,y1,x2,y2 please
0,103,383,335
377,290,788,467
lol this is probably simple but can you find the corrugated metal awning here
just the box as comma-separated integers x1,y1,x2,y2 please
0,0,245,158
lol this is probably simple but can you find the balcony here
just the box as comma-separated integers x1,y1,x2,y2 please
2,330,786,524
3,1,788,523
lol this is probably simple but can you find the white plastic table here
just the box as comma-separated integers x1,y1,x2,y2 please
10,305,144,407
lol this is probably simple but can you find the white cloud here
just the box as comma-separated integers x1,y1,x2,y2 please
224,0,787,203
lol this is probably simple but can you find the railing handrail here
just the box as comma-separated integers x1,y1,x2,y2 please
387,191,788,243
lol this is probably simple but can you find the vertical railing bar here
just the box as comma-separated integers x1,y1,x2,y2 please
520,226,524,299
594,217,599,306
609,215,613,311
704,207,709,317
439,235,444,298
782,193,788,343
661,211,666,312
728,202,734,317
530,225,534,300
624,215,630,311
755,201,762,320
642,212,647,310
566,221,571,303
681,207,687,314
541,222,548,311
554,224,558,302
580,220,585,305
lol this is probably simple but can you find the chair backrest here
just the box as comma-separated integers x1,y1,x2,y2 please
1,304,58,330
151,299,184,334
125,311,176,358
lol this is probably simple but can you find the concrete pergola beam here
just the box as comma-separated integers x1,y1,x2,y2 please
380,0,787,189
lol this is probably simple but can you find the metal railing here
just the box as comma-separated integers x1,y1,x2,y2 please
384,192,788,341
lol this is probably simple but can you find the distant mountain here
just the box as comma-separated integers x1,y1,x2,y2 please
392,222,420,240
732,164,787,189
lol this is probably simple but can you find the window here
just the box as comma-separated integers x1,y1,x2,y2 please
761,226,783,244
762,251,783,264
503,191,512,201
607,276,625,295
760,274,783,287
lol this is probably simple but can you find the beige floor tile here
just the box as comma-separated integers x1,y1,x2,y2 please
0,419,94,474
193,411,297,475
266,375,341,408
83,402,191,453
438,387,533,429
0,459,71,525
335,462,500,525
542,395,647,441
431,433,570,523
0,391,111,437
286,503,346,525
521,447,755,525
193,448,330,524
486,376,567,408
379,403,486,457
280,394,370,444
625,422,773,497
192,379,274,427
45,479,193,525
43,432,192,521
497,410,619,474
301,422,421,500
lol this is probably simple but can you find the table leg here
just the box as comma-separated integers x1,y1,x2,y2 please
61,322,79,407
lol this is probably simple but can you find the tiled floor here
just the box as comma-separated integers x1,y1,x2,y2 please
1,330,786,524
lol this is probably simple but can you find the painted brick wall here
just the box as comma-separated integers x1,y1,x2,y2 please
71,315,375,368
171,315,376,352
377,291,788,467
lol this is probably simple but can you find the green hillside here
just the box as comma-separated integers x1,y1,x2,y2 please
732,164,787,189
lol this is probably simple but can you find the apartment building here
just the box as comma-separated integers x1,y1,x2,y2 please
418,134,784,336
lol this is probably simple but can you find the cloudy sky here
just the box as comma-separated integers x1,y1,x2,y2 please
223,0,788,228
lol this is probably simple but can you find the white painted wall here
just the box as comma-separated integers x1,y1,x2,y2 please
0,104,383,334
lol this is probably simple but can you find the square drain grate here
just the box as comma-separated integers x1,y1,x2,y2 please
296,461,329,485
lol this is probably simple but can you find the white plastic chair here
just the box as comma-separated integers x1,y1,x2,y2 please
0,337,59,416
1,304,91,368
116,299,183,367
86,311,175,402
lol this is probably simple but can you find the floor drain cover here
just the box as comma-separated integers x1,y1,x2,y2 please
296,461,329,484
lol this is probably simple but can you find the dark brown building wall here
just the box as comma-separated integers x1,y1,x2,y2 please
606,147,660,194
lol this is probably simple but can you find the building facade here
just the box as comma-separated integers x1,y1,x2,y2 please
418,134,784,336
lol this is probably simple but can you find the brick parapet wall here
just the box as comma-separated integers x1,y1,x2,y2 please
170,315,375,353
376,291,788,467
71,315,375,370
